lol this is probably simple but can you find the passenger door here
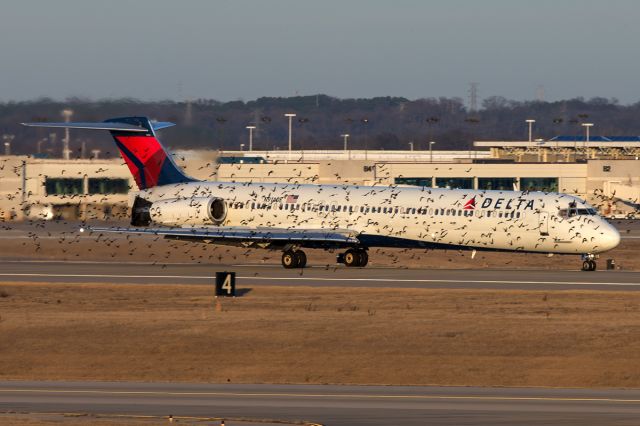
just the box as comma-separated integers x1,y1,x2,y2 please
538,212,549,236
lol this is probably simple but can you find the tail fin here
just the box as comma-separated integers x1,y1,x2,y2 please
22,116,196,190
104,117,194,189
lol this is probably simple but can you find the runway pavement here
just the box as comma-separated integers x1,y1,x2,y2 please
2,381,640,426
1,259,640,291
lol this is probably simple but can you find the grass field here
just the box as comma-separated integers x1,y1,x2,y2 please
0,413,288,425
1,281,640,388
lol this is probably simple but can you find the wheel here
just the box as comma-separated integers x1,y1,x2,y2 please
343,249,361,267
358,249,369,267
282,250,299,269
294,250,307,268
582,260,590,271
589,260,597,271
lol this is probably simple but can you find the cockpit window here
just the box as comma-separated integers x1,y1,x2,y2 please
559,207,597,218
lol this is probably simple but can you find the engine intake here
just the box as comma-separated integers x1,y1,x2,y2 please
149,197,227,226
131,196,152,226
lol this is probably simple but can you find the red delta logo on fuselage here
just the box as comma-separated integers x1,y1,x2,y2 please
463,197,476,210
462,196,535,210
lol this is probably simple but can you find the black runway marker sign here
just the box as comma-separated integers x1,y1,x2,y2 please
215,272,236,297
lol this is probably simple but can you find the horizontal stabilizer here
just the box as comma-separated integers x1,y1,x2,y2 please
21,121,175,132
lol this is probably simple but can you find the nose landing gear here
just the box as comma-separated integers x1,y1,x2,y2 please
581,254,597,271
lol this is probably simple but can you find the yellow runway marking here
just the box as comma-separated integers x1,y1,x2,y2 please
1,388,640,404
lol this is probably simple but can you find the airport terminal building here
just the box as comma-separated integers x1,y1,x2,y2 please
0,137,638,221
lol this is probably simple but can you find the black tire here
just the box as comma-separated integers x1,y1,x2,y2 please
295,250,307,268
590,260,597,271
358,249,369,267
582,260,590,271
343,249,361,267
282,250,299,269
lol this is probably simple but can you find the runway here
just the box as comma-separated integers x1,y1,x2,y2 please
2,381,640,426
1,260,640,291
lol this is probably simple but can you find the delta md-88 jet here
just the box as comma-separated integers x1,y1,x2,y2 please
23,117,620,271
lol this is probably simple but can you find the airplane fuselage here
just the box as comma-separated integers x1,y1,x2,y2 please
139,181,621,255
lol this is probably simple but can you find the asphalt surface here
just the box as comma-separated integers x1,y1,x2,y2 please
1,259,640,291
2,381,640,426
2,221,640,425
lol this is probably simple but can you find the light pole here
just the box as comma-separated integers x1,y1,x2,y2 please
408,141,414,151
361,117,369,161
284,113,296,160
525,119,535,142
429,141,436,163
341,133,350,151
61,109,73,160
582,123,594,160
240,143,245,152
37,137,47,155
3,134,14,156
246,125,256,152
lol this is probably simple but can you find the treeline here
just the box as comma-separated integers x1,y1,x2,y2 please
1,95,639,157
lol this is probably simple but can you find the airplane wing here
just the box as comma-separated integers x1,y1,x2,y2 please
84,226,360,249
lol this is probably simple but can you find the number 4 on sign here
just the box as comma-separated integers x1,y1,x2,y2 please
215,272,236,297
222,274,232,294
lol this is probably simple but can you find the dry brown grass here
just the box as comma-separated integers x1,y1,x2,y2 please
1,281,640,388
0,413,283,425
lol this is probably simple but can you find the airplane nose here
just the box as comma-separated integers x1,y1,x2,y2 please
600,223,621,252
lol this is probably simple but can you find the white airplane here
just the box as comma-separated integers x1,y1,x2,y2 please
23,117,620,271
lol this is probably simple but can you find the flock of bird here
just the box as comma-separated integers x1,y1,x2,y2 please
0,154,633,268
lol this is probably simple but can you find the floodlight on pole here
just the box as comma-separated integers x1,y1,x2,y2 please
525,119,535,142
240,143,245,152
246,125,256,152
408,141,414,151
582,123,594,160
429,141,436,163
284,113,296,160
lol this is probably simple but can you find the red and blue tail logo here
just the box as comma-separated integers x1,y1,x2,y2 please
106,117,194,190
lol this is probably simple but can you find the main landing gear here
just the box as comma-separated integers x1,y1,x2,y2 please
337,248,369,267
581,254,597,271
282,249,307,269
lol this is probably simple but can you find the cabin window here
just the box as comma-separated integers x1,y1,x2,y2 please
251,202,255,209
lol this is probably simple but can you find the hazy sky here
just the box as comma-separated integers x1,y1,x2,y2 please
1,0,639,103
